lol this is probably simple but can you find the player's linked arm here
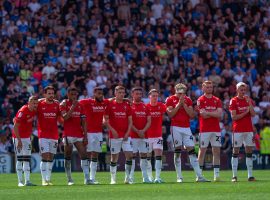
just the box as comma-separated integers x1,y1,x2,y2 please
207,108,223,119
166,105,180,118
125,116,133,139
231,109,249,121
142,116,151,133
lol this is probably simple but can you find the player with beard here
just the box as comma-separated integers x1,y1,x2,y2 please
129,87,151,183
37,86,61,186
80,87,109,184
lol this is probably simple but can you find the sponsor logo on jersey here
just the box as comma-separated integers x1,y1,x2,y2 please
92,106,105,112
114,112,126,117
150,111,161,117
135,111,147,117
43,113,57,118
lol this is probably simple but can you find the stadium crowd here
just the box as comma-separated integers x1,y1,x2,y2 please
0,0,270,153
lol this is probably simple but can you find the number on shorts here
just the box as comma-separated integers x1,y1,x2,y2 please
28,144,31,150
54,142,58,148
157,139,163,145
190,136,194,141
145,142,149,148
100,141,103,147
216,136,221,143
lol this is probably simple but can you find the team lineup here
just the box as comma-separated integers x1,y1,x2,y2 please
12,80,256,186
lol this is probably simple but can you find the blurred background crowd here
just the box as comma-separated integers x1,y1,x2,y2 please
0,0,269,154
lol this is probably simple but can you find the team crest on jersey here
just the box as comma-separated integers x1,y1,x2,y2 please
197,100,200,106
42,107,45,110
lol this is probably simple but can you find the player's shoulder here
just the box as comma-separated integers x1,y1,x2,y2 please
184,95,192,101
19,104,29,112
103,98,110,104
38,98,46,104
212,95,221,101
197,95,204,101
53,99,60,105
165,95,175,103
229,96,237,105
157,102,165,106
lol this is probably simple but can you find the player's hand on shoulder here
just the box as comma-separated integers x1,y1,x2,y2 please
60,99,67,106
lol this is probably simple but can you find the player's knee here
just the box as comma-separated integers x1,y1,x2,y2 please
174,149,181,154
17,156,24,162
155,156,162,160
91,157,98,162
232,153,239,158
23,155,31,163
188,149,196,155
125,160,132,165
246,153,252,158
64,156,71,160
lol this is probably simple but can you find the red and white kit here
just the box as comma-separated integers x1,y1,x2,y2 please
229,97,255,147
146,102,166,151
105,100,132,154
166,95,194,148
60,99,86,144
37,99,60,154
13,105,36,155
131,102,150,154
80,98,109,152
197,95,222,148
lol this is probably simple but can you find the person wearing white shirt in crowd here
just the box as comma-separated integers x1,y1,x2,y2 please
42,61,56,79
28,0,41,13
96,33,107,55
151,0,164,19
96,70,108,89
86,75,97,98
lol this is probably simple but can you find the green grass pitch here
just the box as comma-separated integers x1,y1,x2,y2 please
0,170,270,200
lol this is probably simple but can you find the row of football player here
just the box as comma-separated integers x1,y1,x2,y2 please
13,80,255,186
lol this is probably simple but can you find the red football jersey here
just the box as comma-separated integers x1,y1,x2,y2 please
197,95,222,133
37,99,60,140
13,105,36,138
130,102,150,138
59,99,85,137
80,98,109,133
165,95,193,128
146,102,166,138
105,100,132,138
229,96,254,133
